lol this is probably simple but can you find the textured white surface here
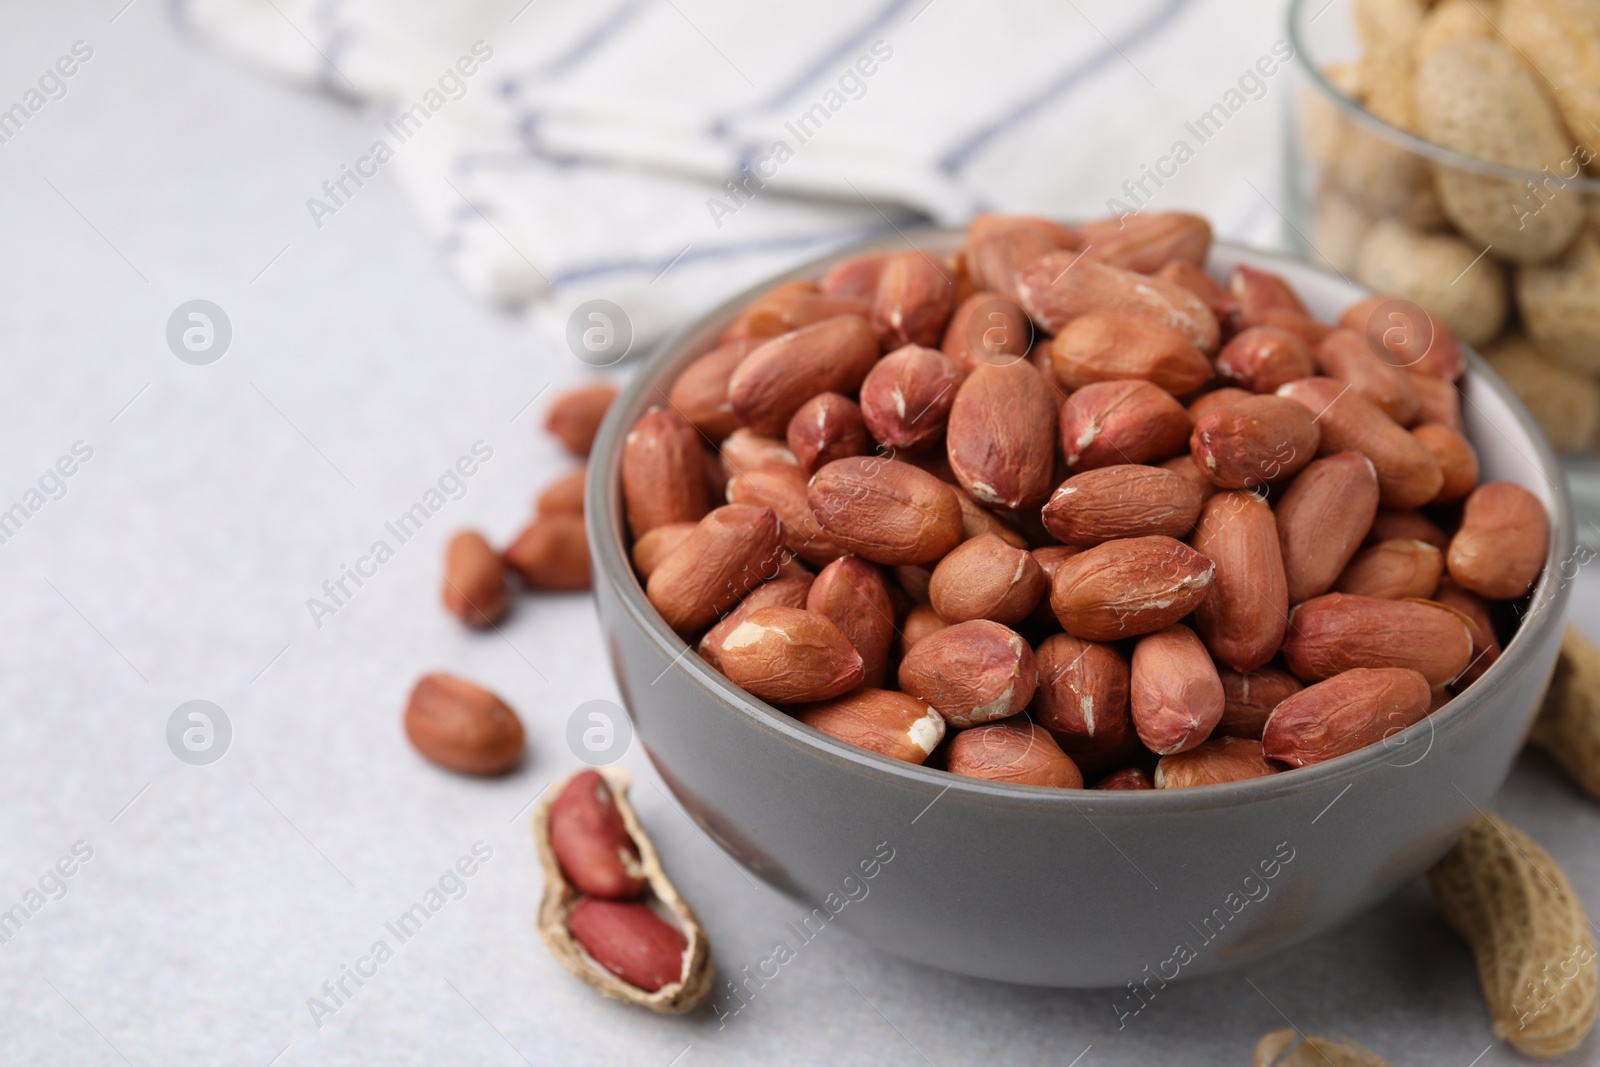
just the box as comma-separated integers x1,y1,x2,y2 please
0,3,1597,1066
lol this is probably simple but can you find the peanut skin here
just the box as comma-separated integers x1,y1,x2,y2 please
669,340,761,441
1283,593,1473,687
1189,388,1254,421
1047,311,1212,394
873,251,958,350
404,673,524,776
1335,538,1444,601
942,291,1033,372
1017,253,1220,352
946,360,1059,510
1060,379,1192,471
1277,377,1443,509
821,254,888,299
549,770,646,900
1192,395,1320,490
945,720,1083,788
928,533,1047,625
1433,578,1502,687
1031,633,1135,774
966,216,1073,303
631,522,696,580
537,466,586,517
721,281,870,343
807,557,895,687
1338,294,1463,381
954,487,1030,548
622,407,711,537
1276,451,1381,603
504,513,591,591
898,603,950,657
715,606,865,705
1041,464,1203,546
1411,422,1478,505
1369,508,1448,550
1215,326,1314,393
1216,667,1302,741
1051,536,1216,641
1446,481,1549,599
1155,736,1280,788
797,689,945,765
1314,328,1421,425
547,383,618,457
1232,264,1307,325
727,464,844,568
1190,491,1290,673
1130,624,1225,755
787,391,870,473
698,575,814,672
442,530,510,626
897,620,1038,728
808,457,963,566
1262,667,1432,767
646,505,786,634
859,345,964,451
1093,767,1154,790
1079,211,1211,272
729,314,880,436
567,900,689,993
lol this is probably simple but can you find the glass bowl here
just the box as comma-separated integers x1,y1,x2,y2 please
1286,0,1600,544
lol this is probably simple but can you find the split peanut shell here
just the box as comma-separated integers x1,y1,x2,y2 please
534,767,714,1012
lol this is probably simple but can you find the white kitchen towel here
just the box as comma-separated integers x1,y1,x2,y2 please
176,0,1295,342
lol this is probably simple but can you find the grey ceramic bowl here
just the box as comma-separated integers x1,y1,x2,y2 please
586,232,1575,988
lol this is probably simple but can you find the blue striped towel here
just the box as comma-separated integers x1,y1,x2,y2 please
178,0,1291,342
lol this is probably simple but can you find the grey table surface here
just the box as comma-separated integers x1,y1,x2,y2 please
2,3,1598,1065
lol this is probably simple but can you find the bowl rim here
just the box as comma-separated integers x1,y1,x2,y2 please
587,228,1576,815
1286,0,1600,190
